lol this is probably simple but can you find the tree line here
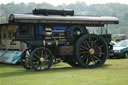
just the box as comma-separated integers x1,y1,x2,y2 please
0,1,128,34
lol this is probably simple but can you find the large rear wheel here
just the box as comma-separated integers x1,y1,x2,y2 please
75,34,108,68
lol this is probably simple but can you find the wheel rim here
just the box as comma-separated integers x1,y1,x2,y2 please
20,49,32,69
30,47,53,71
76,34,108,68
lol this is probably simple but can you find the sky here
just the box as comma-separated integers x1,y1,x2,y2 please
0,0,128,5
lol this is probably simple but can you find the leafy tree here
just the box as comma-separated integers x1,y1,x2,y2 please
0,2,128,34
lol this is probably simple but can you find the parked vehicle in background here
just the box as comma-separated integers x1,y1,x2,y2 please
110,41,117,46
112,34,126,41
110,40,128,59
109,41,117,57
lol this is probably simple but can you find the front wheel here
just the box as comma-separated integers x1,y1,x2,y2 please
30,47,53,71
75,34,108,68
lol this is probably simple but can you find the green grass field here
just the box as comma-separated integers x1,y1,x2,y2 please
0,59,128,85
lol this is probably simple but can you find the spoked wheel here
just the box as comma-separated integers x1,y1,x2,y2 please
75,34,108,68
65,56,79,67
20,48,32,70
30,47,53,71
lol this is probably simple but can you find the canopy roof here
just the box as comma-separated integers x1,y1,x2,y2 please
9,14,119,26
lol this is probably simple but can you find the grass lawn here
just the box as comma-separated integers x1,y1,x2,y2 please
0,59,128,85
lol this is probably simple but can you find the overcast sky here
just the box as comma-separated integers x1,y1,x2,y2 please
0,0,128,5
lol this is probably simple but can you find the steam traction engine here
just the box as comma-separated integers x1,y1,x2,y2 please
9,9,119,71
